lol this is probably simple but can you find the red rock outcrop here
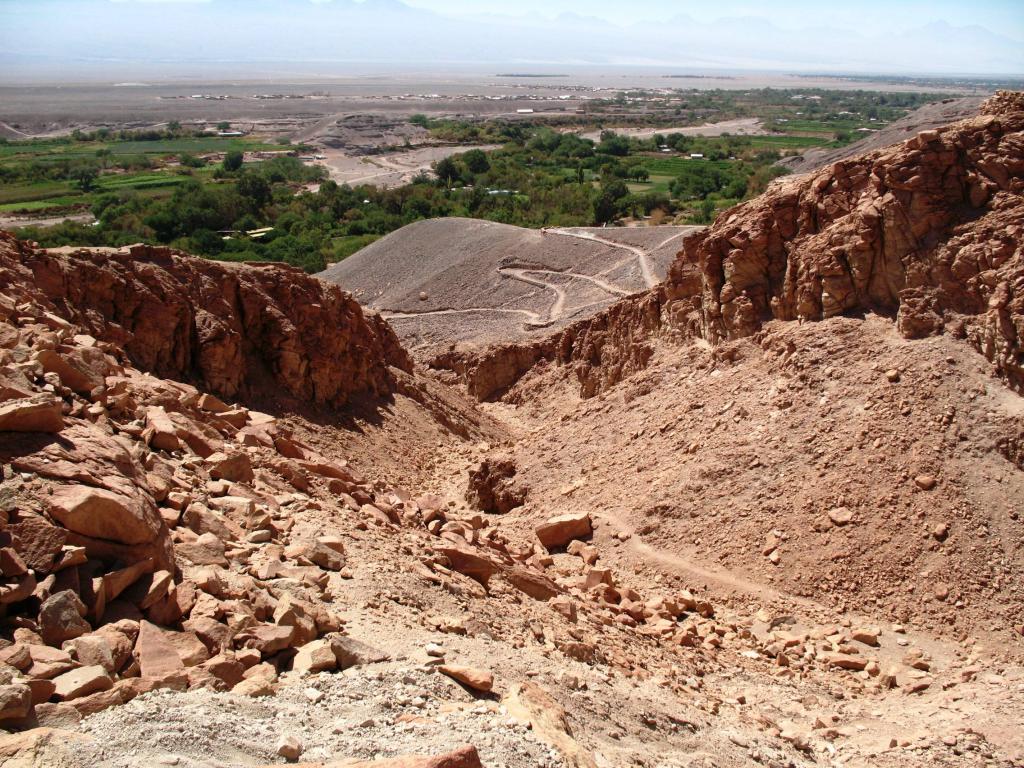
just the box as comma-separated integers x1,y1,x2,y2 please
0,234,428,726
437,91,1024,398
0,238,410,408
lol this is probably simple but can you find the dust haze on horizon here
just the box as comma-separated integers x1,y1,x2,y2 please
1,0,1022,83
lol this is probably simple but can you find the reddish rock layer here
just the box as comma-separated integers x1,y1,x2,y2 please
437,91,1024,399
0,238,411,408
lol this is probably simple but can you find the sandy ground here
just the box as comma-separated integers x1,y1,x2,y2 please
0,212,94,230
0,71,977,136
578,117,766,141
316,145,500,189
46,313,1024,768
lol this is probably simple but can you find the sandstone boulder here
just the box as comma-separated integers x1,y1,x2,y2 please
46,484,160,548
135,620,186,679
205,451,254,484
52,665,113,701
330,637,389,670
535,513,592,550
434,543,501,586
438,664,493,693
35,348,106,396
0,395,63,433
38,590,91,646
0,684,32,721
291,639,337,674
143,407,181,453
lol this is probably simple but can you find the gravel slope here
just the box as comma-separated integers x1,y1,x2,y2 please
320,218,699,355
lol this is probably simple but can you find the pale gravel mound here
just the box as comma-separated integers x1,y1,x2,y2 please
778,96,984,174
74,667,563,768
320,218,697,355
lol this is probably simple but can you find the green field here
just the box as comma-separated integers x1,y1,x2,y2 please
627,175,673,194
0,197,84,213
0,136,291,212
0,136,293,161
747,135,833,148
0,171,216,208
638,156,735,175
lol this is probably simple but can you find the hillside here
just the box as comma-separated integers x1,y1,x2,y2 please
778,96,985,174
0,92,1022,768
320,218,700,355
422,92,1024,641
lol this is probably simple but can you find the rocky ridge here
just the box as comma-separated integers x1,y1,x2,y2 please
8,237,410,408
433,91,1024,401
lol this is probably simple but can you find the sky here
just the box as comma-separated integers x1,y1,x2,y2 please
2,0,1022,79
407,0,1024,37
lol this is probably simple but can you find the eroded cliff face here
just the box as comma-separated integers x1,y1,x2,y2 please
0,237,411,408
437,91,1024,399
429,291,665,401
667,90,1024,386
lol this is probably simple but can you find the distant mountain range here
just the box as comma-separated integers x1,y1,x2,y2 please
2,0,1021,79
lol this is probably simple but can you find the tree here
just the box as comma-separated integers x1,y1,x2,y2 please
596,132,629,157
627,166,649,183
593,190,620,225
462,149,490,175
75,167,98,192
434,156,460,187
217,121,231,131
190,228,224,255
593,180,629,225
223,151,244,172
236,173,271,212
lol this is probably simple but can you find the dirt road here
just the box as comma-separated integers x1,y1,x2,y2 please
0,212,94,230
578,117,766,142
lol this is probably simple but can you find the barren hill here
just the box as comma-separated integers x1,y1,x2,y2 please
320,218,699,355
0,92,1023,768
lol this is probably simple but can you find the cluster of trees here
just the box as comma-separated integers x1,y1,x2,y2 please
0,151,156,186
19,151,330,272
20,119,801,272
412,115,526,144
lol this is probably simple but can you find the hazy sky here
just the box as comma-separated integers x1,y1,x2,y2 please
3,0,1022,78
408,0,1024,36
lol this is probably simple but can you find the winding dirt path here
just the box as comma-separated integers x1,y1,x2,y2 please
384,261,635,330
497,267,567,323
377,226,696,332
545,228,659,288
382,307,544,324
497,264,632,323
